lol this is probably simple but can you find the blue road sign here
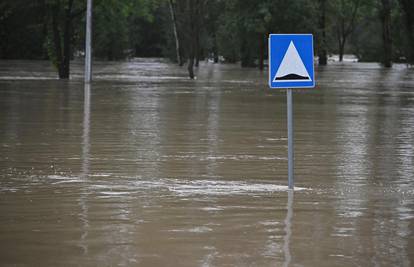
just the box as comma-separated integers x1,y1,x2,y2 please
268,34,315,88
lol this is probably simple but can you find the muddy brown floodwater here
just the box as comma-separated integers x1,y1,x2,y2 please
1,59,414,266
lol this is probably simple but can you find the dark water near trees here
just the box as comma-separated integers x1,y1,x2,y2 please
1,59,414,266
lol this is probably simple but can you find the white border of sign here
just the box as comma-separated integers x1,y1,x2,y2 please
268,34,315,89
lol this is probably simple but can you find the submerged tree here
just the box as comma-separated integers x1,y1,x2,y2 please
216,0,240,63
333,0,363,62
317,0,328,65
203,0,224,63
185,0,196,78
378,0,392,67
398,0,414,65
47,0,85,79
93,0,129,60
172,0,206,78
168,0,183,65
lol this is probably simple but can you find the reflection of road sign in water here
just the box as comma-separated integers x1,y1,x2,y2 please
269,34,315,88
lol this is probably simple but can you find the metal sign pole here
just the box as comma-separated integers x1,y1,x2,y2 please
287,88,294,189
85,0,93,83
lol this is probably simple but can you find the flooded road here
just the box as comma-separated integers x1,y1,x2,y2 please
1,59,414,266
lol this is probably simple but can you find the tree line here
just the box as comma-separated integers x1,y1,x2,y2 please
0,0,413,79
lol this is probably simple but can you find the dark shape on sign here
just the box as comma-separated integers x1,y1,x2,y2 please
275,73,310,80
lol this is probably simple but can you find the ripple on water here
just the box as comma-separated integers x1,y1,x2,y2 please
142,178,308,196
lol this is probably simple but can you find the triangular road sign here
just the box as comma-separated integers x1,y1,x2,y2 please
273,41,311,82
268,34,315,88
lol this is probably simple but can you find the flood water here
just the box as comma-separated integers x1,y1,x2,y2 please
1,59,414,266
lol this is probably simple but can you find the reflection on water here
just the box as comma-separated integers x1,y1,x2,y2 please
79,83,91,254
82,83,91,177
283,190,293,267
0,60,414,266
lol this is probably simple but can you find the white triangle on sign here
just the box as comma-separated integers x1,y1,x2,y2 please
273,41,311,82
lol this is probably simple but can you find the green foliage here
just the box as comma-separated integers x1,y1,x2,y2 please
216,0,240,63
398,0,414,64
45,34,58,68
92,0,164,60
93,0,130,60
349,11,383,62
127,1,166,57
214,0,316,66
348,0,407,63
0,0,413,67
0,0,47,59
391,3,408,62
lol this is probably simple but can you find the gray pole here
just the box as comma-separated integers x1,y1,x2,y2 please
287,89,294,189
85,0,93,83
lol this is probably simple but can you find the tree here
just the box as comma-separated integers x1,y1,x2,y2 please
47,0,85,79
185,0,196,78
216,0,240,63
2,0,411,69
318,0,328,65
333,0,362,62
0,0,48,59
399,0,414,65
204,0,224,63
257,2,272,70
378,0,392,67
93,0,129,60
128,5,166,58
168,0,183,65
172,0,207,78
237,0,261,67
91,0,164,60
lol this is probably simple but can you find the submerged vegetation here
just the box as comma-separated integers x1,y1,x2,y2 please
0,0,413,78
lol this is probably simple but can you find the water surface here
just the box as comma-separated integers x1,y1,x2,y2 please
1,59,414,266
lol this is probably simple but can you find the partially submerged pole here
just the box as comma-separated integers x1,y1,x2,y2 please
287,89,294,189
85,0,93,83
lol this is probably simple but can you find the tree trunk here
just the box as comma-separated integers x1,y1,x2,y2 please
40,0,49,60
186,0,195,79
337,19,346,62
51,2,65,78
61,0,74,79
212,34,219,63
380,0,392,67
336,0,361,63
399,0,414,65
168,0,183,66
187,35,195,79
0,16,8,58
240,35,255,67
50,0,73,79
258,33,264,71
194,29,200,67
194,0,200,67
188,56,194,79
318,0,327,65
339,42,345,62
213,49,219,63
